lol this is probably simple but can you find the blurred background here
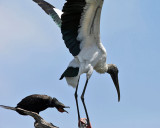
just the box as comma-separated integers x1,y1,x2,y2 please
0,0,160,128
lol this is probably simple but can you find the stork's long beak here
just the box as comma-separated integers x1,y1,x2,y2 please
110,73,120,102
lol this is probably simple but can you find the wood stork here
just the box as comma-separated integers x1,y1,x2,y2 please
0,94,69,115
33,0,120,125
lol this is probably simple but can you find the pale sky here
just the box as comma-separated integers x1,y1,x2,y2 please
0,0,160,128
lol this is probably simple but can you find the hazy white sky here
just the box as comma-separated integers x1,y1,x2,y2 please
0,0,160,128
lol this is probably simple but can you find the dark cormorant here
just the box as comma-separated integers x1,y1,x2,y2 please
0,94,69,115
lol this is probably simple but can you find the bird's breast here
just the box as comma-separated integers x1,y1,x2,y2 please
78,46,106,72
93,53,107,73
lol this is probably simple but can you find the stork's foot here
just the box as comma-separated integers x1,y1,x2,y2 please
78,118,92,128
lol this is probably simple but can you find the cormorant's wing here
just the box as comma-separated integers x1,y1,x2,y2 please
33,0,62,27
16,94,52,113
61,0,104,56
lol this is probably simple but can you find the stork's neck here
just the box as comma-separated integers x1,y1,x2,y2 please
94,63,108,74
95,64,118,74
106,64,119,74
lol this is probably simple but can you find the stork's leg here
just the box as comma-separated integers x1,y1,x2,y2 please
74,77,80,121
81,78,90,126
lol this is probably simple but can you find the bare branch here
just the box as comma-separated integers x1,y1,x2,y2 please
0,105,58,128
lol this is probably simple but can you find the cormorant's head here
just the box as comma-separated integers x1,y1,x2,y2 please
106,64,120,102
51,98,70,113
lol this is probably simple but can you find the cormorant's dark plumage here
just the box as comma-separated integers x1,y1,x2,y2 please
1,94,69,116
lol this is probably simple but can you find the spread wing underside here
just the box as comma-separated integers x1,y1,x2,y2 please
33,0,103,56
61,0,103,56
61,0,86,56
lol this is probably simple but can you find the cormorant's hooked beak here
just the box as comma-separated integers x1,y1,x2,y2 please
57,106,70,113
53,98,70,113
110,73,120,102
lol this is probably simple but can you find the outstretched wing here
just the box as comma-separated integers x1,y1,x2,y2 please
33,0,62,27
61,0,104,56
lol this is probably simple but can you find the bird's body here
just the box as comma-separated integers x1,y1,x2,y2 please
0,94,69,116
16,94,53,115
33,0,120,126
59,0,108,88
61,44,107,87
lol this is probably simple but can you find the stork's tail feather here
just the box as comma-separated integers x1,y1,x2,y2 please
0,105,16,111
33,0,62,27
60,67,79,80
60,67,79,88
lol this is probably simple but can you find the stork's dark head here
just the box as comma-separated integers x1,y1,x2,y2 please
107,64,120,102
51,98,70,113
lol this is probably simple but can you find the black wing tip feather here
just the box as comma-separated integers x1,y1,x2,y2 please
33,0,55,15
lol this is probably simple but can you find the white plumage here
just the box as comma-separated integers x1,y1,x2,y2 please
33,0,120,126
65,0,106,87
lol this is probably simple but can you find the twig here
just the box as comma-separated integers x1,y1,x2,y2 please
0,105,58,128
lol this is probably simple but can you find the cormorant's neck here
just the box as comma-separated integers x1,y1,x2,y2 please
49,99,56,108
